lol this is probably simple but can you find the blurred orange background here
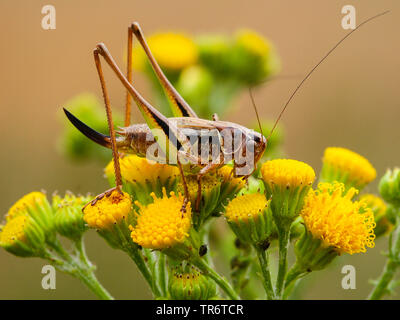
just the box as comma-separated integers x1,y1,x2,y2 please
0,0,399,299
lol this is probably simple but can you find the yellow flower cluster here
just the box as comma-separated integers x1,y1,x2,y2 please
7,191,46,221
83,190,132,230
133,32,198,71
360,194,387,217
0,215,28,245
225,193,268,223
261,159,315,187
217,165,246,189
105,155,179,185
130,189,191,249
236,29,271,57
184,174,220,201
301,182,376,254
322,147,376,186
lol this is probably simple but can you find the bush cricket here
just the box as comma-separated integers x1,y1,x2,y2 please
64,12,389,213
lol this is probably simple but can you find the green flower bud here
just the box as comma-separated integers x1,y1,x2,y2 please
291,228,338,274
168,263,217,300
59,93,122,163
53,192,91,240
225,193,273,247
379,168,400,208
197,34,232,76
227,29,280,85
176,65,213,114
386,204,399,225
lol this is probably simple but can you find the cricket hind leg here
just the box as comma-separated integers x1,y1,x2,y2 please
124,26,134,126
89,47,124,206
130,22,198,118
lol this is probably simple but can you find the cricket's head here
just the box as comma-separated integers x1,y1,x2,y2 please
249,130,267,166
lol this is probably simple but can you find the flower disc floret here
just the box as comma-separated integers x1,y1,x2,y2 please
301,182,376,254
130,189,192,250
83,190,132,230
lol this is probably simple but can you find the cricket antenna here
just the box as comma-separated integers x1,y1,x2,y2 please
249,87,264,139
267,10,390,142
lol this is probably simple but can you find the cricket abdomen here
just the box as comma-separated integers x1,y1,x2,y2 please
117,124,156,157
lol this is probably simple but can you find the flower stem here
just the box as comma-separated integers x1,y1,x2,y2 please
126,246,162,298
44,238,113,300
369,259,398,300
195,257,240,300
255,247,275,299
275,225,290,299
369,219,400,300
75,267,113,300
283,263,307,299
157,252,167,296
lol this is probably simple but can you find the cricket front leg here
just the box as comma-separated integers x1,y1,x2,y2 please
84,185,123,209
177,160,190,216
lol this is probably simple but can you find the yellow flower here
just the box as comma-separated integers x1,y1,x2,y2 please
225,193,268,223
133,32,198,71
130,189,191,250
232,28,281,84
301,182,376,254
216,165,246,214
261,159,315,188
360,194,386,217
0,215,45,257
218,165,246,190
261,159,315,228
225,193,272,246
6,191,54,237
235,29,270,58
105,155,179,204
178,174,221,229
7,191,46,221
0,215,29,245
107,154,179,183
83,190,132,230
182,174,221,206
321,147,376,190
